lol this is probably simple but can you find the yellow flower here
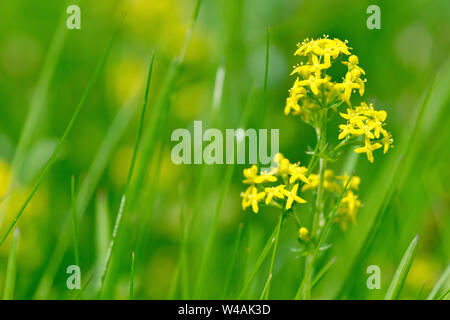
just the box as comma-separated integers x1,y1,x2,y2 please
285,96,301,115
339,102,392,162
336,173,361,190
301,169,340,192
281,183,306,210
241,185,266,213
264,185,286,205
298,74,331,95
381,128,393,153
298,227,310,242
288,164,310,184
334,71,362,105
354,136,383,163
336,190,361,230
274,153,291,175
291,54,331,78
342,54,365,76
243,165,277,184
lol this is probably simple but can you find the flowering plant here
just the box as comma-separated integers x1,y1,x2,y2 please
240,36,393,299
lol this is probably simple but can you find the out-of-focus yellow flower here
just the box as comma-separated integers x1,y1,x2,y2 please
106,56,145,105
335,190,361,230
302,169,339,193
336,173,360,190
298,227,310,242
243,165,277,184
0,158,11,199
110,145,133,187
407,256,440,290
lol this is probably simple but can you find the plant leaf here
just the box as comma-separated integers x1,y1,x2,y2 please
384,235,419,300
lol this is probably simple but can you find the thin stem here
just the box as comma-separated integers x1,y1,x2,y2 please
98,52,156,296
303,107,328,299
295,173,353,299
70,175,80,267
261,210,285,299
129,251,135,300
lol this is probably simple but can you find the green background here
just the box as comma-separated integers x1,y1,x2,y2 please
0,0,449,299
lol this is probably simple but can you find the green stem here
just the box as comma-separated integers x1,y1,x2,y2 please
261,210,285,299
303,108,328,299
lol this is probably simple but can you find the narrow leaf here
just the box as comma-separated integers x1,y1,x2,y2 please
384,235,419,300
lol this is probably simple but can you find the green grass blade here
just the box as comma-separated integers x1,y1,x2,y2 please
95,191,111,274
238,227,277,299
70,175,80,267
311,257,337,289
0,25,119,248
0,12,67,228
178,186,190,299
223,223,244,298
259,25,270,123
129,251,135,300
129,0,203,208
194,88,258,298
437,288,450,300
261,211,285,299
98,52,156,296
33,73,141,300
259,274,272,300
384,235,419,300
335,74,438,299
427,263,450,300
415,281,426,300
2,229,20,300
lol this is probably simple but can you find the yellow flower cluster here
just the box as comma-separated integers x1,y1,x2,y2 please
339,102,393,162
301,170,362,230
284,37,367,122
240,154,308,213
285,36,393,163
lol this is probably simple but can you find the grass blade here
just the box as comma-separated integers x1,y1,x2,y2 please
70,175,80,267
95,191,111,275
194,88,258,298
129,251,135,300
437,288,450,300
261,211,285,299
2,229,20,300
311,257,337,289
223,223,244,298
335,74,438,299
384,235,419,300
238,227,277,299
98,52,156,296
34,64,144,300
0,24,119,248
129,0,203,208
427,263,450,300
0,11,67,228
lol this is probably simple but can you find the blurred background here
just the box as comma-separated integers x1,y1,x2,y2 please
0,0,449,299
